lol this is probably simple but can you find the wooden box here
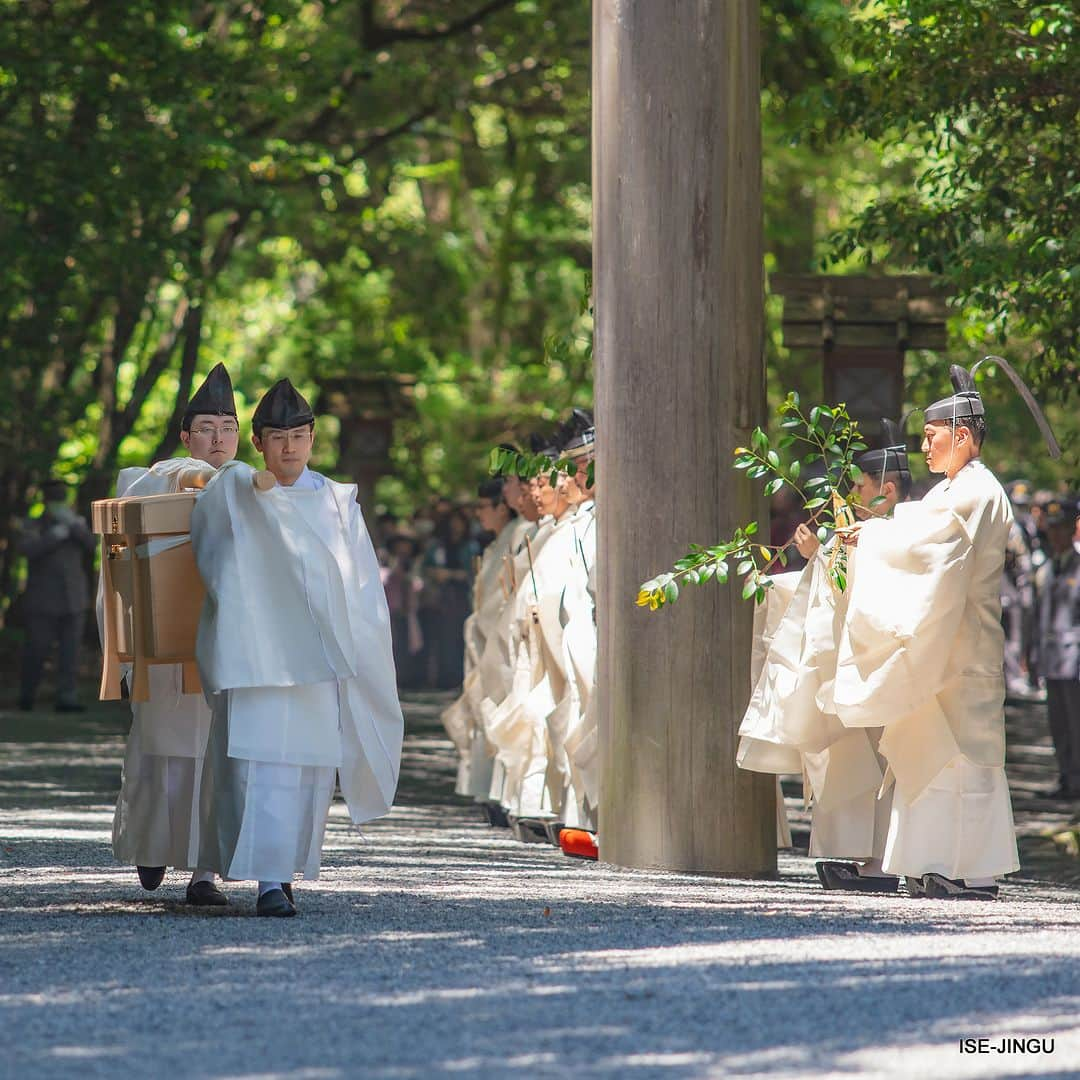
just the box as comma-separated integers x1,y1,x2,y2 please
93,491,204,703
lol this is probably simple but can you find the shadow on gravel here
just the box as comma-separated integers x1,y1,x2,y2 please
1,688,1078,1078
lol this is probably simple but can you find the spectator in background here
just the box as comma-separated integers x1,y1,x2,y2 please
16,479,96,713
1034,495,1080,799
422,508,479,689
381,530,424,689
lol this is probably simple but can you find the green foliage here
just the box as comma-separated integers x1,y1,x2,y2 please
828,1,1080,392
638,395,867,611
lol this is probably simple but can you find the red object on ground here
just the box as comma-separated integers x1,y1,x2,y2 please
559,828,599,860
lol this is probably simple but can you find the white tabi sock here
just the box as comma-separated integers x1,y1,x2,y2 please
966,877,997,888
257,880,283,898
188,869,216,886
855,858,894,879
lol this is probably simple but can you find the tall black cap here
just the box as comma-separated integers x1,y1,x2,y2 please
923,356,1060,458
856,418,910,479
252,378,315,435
182,363,237,431
923,365,984,423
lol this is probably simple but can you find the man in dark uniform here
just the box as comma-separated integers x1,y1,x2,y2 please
17,479,96,712
1034,495,1080,799
1003,480,1038,699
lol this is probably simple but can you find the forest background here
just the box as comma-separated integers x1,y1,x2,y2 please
1,0,1077,619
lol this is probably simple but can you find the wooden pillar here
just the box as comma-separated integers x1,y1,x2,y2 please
593,0,775,874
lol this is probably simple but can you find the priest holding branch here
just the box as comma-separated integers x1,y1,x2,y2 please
191,378,404,917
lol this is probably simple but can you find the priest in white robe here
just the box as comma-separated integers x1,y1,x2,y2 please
738,422,912,892
834,360,1059,900
191,378,403,917
441,476,518,806
108,363,239,906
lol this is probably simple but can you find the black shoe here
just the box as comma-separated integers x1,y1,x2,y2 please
55,702,87,714
905,875,928,898
512,817,553,844
922,873,999,901
137,865,166,891
185,880,229,907
816,860,900,894
256,888,296,918
281,882,295,906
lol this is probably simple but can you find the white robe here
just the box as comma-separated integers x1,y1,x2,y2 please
443,518,518,799
107,457,216,870
190,462,403,881
737,555,882,860
834,460,1019,880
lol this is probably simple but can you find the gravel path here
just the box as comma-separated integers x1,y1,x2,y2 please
1,693,1078,1080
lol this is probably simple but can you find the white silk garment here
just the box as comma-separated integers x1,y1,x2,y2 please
834,460,1019,880
485,515,569,817
738,552,888,861
543,502,596,826
191,463,403,882
107,457,217,870
442,517,518,799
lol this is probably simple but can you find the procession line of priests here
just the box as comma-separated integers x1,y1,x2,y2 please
107,364,238,904
190,379,404,916
740,362,1060,899
442,412,600,845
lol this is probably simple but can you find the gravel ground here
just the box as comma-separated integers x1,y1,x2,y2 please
1,692,1079,1080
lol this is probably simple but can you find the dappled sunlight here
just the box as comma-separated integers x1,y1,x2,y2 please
0,693,1078,1078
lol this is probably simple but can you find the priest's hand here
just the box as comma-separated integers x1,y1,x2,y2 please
793,523,820,559
836,522,862,547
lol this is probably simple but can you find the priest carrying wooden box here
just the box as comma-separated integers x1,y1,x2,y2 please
191,378,404,917
108,362,239,906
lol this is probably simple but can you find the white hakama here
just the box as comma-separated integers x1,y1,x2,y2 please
191,463,403,885
198,687,337,882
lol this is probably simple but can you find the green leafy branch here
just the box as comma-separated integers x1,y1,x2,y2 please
638,394,876,611
489,446,595,490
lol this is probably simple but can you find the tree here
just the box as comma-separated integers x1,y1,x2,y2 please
828,1,1080,394
0,0,592,613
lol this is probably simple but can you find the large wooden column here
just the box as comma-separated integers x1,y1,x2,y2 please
594,0,775,874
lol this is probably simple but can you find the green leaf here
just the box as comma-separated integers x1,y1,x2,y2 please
766,450,781,469
663,580,680,604
804,497,827,510
788,460,801,480
699,563,716,583
742,578,757,600
848,463,863,481
817,526,828,544
764,477,784,496
737,559,754,575
745,521,758,536
715,561,729,584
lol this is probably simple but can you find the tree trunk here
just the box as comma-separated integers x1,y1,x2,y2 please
593,0,775,874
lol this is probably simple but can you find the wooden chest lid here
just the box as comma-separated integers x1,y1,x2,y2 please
92,491,198,536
